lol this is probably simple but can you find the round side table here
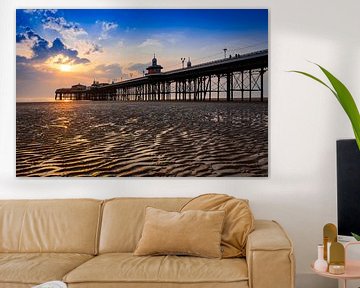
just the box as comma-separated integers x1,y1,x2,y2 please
311,242,360,288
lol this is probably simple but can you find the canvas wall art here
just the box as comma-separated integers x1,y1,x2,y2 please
16,9,268,177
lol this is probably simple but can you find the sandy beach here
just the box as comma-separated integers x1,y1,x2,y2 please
16,101,268,177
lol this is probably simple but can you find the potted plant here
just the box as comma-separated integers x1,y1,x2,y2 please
291,64,360,240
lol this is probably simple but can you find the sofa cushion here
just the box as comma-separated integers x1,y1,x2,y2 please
0,199,102,254
134,207,225,258
0,253,93,285
181,194,254,258
99,198,190,253
63,253,248,285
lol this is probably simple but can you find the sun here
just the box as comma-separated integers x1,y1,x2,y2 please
59,64,72,72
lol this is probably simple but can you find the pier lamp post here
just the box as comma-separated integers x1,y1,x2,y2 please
223,48,228,59
181,58,185,69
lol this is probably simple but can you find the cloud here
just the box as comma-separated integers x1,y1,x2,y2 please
16,27,45,44
93,64,122,80
83,42,103,55
16,28,90,64
42,16,102,56
125,27,136,33
128,62,150,74
138,38,163,48
16,61,53,101
42,16,87,40
17,60,51,80
16,55,60,101
16,33,26,42
16,59,91,102
16,55,31,64
23,9,57,17
155,32,184,45
97,21,118,40
50,38,90,64
136,33,184,50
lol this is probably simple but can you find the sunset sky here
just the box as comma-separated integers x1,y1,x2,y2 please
16,9,268,102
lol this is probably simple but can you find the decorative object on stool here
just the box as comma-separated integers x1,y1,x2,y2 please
319,223,346,275
328,242,345,275
323,223,337,262
314,244,328,272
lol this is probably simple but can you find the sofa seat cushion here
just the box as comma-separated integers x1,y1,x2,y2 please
0,253,93,285
64,253,248,286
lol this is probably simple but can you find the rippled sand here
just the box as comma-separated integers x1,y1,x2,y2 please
16,101,268,177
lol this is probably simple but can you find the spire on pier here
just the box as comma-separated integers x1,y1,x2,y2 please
146,53,163,75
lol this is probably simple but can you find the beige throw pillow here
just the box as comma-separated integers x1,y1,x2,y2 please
181,193,255,258
134,207,225,258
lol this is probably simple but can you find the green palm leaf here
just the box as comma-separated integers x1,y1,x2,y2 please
290,64,360,150
351,232,360,241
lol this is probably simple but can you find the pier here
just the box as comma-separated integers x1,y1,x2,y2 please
55,49,268,102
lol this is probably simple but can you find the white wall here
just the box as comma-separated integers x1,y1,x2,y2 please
1,0,360,287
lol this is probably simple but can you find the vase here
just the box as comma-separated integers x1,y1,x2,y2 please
314,244,328,272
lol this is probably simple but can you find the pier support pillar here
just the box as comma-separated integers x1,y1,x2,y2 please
226,73,231,102
175,81,178,101
230,73,234,101
241,71,244,101
261,67,264,102
209,75,212,101
217,75,220,101
249,69,252,102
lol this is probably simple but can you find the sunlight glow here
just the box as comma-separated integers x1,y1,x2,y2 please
45,54,76,73
60,64,72,72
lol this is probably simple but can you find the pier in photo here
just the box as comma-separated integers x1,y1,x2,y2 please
55,50,268,102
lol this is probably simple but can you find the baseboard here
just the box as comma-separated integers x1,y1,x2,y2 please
296,273,337,288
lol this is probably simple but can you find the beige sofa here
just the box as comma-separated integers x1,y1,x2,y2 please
0,198,295,288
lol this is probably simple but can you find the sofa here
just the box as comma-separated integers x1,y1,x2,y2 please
0,198,295,288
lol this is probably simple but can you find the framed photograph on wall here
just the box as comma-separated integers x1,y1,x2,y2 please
16,9,268,177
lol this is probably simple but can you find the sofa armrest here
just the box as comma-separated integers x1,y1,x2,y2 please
246,220,295,288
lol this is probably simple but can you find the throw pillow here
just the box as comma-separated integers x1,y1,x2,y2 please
134,207,225,258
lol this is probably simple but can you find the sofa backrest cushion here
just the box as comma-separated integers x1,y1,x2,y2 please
99,198,189,253
181,194,254,258
0,199,102,254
